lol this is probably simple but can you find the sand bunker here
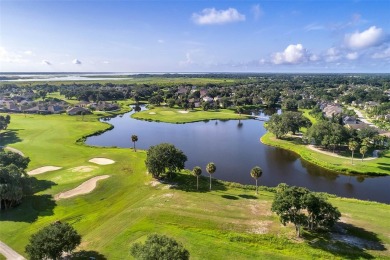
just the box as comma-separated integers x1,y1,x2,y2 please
70,166,98,173
149,112,156,115
88,158,115,165
55,175,110,200
178,110,189,114
28,166,62,176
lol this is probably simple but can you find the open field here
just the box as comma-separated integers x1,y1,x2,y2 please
261,132,390,176
0,112,389,259
0,76,236,87
132,106,249,123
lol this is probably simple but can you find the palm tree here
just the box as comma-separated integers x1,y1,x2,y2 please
206,162,216,190
192,166,202,190
250,166,263,195
131,135,138,152
360,145,368,162
348,140,359,165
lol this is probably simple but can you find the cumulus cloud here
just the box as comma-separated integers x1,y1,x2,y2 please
42,60,51,65
346,52,359,60
325,47,342,62
192,8,245,25
72,58,82,65
372,47,390,59
272,44,309,64
179,52,194,66
24,50,33,55
344,26,384,49
251,4,263,20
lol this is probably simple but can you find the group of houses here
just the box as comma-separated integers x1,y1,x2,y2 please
0,92,119,115
320,103,390,137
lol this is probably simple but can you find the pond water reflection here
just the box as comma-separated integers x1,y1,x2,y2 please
87,107,390,203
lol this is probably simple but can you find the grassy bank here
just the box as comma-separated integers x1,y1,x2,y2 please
0,112,389,259
261,132,390,176
132,106,249,123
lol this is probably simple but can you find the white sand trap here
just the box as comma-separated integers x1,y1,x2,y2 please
70,166,98,173
178,110,189,114
28,166,62,176
88,158,115,165
55,175,110,200
149,112,156,115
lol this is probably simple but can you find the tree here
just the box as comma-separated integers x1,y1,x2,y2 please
145,143,187,179
271,184,340,237
360,145,368,161
271,185,308,237
38,90,47,100
303,192,340,230
130,234,189,260
0,151,30,170
0,151,31,210
265,114,286,139
250,166,263,195
131,135,138,152
192,166,202,190
25,221,81,260
0,115,11,130
206,162,216,190
348,140,359,164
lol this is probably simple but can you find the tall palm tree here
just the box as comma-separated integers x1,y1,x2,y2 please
250,166,263,195
131,135,138,152
348,140,359,165
192,166,202,190
206,162,216,191
360,145,368,162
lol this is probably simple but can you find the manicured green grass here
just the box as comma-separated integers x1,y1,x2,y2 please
0,112,389,259
261,132,390,176
299,109,318,124
132,107,249,123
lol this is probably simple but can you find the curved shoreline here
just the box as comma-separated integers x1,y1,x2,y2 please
260,132,389,177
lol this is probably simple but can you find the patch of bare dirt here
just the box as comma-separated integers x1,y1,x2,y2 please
70,166,98,173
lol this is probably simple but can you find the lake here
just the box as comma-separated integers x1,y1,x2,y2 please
86,107,390,204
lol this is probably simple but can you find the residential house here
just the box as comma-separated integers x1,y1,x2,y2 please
322,104,342,118
67,107,90,115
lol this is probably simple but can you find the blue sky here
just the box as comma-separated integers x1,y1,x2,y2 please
1,0,389,73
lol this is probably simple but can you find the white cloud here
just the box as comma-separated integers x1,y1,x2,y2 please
251,4,263,20
344,26,384,49
325,47,342,62
346,52,359,60
157,39,165,44
309,54,320,61
192,8,245,25
24,50,33,55
304,23,325,32
272,44,309,64
42,60,51,65
179,52,194,66
102,61,110,64
0,46,28,63
372,47,390,59
72,59,82,65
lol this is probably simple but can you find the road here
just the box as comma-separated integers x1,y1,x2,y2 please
0,241,25,260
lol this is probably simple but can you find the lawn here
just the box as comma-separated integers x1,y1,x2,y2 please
0,112,389,259
132,106,249,123
261,132,390,176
